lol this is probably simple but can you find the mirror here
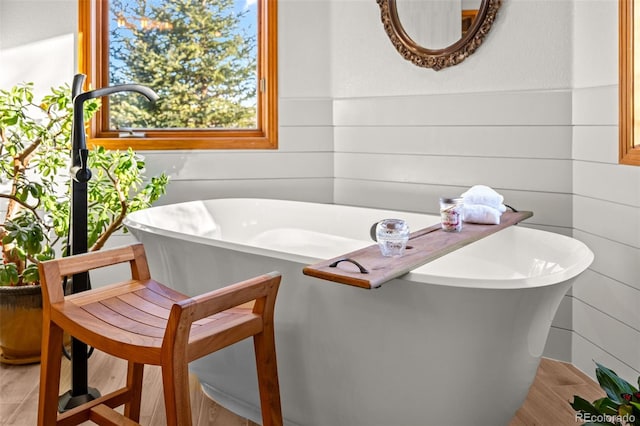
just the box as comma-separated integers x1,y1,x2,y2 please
377,0,502,71
394,0,482,50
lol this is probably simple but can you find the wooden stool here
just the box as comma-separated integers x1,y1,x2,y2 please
37,243,282,426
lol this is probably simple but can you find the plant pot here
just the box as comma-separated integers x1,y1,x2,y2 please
0,284,43,365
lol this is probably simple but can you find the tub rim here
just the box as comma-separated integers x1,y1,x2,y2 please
124,198,594,290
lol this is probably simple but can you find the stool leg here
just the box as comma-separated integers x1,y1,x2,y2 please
38,321,64,426
253,329,283,426
162,360,192,426
124,361,144,421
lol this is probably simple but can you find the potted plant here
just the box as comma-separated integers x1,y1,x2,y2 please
571,362,640,426
0,82,168,364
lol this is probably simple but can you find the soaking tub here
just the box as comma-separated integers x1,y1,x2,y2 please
124,198,593,426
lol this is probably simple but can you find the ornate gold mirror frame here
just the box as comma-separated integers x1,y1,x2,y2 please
377,0,502,71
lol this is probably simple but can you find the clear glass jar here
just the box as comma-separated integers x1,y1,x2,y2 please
375,218,410,257
440,197,464,232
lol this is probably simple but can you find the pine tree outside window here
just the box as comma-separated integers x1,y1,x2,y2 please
79,0,277,150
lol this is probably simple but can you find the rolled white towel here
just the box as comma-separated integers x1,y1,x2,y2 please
461,185,507,213
463,204,502,225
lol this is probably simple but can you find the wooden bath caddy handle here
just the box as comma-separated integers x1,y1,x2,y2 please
303,210,533,289
329,258,369,274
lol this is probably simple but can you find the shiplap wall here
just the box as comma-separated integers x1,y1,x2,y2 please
333,90,575,361
571,0,640,383
140,99,335,207
571,85,640,381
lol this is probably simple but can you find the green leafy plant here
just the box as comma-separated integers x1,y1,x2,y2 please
571,363,640,425
0,82,168,286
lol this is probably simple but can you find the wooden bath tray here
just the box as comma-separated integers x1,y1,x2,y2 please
303,210,533,289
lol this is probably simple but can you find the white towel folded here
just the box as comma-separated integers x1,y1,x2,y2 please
461,185,507,213
463,204,502,225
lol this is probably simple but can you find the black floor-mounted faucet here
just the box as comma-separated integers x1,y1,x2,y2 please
62,73,158,411
70,73,158,184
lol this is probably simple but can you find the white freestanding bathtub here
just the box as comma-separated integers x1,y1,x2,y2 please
124,198,594,426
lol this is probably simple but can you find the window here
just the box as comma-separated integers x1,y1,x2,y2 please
620,0,640,165
78,0,277,150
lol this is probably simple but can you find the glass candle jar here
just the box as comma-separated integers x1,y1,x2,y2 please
375,219,410,257
440,197,463,232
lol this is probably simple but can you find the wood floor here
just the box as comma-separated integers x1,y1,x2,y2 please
0,350,604,425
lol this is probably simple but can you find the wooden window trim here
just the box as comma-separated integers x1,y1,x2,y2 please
78,0,278,150
620,0,640,165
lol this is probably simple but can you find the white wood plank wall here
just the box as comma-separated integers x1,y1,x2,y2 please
333,89,575,361
571,85,640,383
139,98,335,206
